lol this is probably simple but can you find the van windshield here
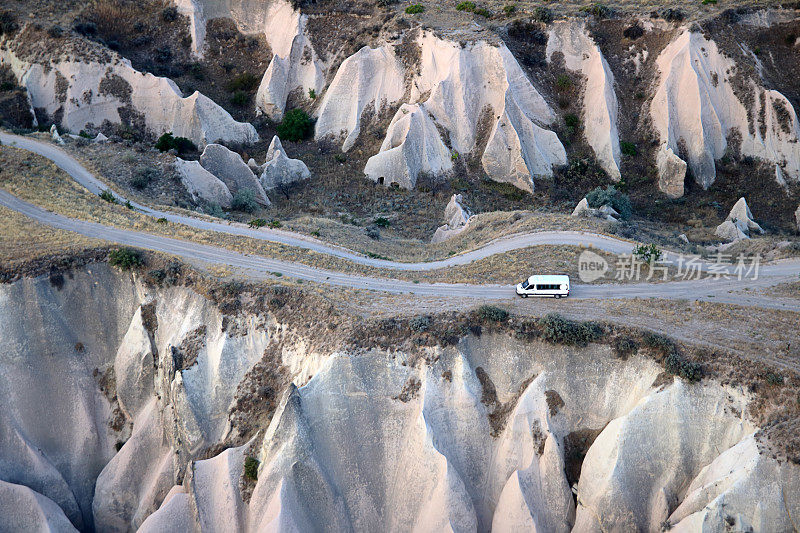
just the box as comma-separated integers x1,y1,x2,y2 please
521,280,529,289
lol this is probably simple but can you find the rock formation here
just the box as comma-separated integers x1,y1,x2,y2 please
200,144,270,206
431,194,471,243
49,124,64,145
546,22,621,180
175,158,234,209
572,197,592,217
254,1,326,120
716,197,763,241
259,149,311,190
795,204,800,233
0,43,258,147
315,45,406,152
727,197,764,235
656,146,687,199
651,29,800,194
1,266,799,531
364,103,453,188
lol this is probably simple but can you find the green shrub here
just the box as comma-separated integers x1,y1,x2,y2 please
230,90,249,107
586,185,632,220
124,200,134,210
231,189,259,213
130,166,159,189
474,7,492,17
503,4,516,15
109,248,144,270
532,6,553,22
612,336,639,358
765,372,784,386
227,72,260,92
641,331,677,354
620,141,637,156
582,3,611,17
248,218,267,228
155,132,197,154
156,217,168,224
405,4,425,14
701,0,717,4
564,113,580,133
99,189,117,203
373,216,391,227
540,313,603,346
556,74,572,90
244,456,259,480
410,315,431,331
268,219,282,228
632,243,663,264
665,352,702,382
476,305,509,322
276,109,314,142
308,88,316,99
456,1,476,11
204,202,226,219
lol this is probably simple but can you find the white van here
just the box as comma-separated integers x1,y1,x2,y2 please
516,275,570,299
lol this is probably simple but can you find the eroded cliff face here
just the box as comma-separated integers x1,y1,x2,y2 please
0,265,798,532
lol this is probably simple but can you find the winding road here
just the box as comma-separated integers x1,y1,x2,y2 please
1,132,800,312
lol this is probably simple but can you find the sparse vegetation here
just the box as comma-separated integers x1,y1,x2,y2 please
456,2,476,12
586,185,632,220
503,4,517,16
476,305,509,322
109,247,144,270
155,132,197,154
532,6,553,22
308,88,316,99
230,90,249,107
620,141,637,157
244,456,259,480
227,72,260,92
540,313,603,347
632,243,663,265
99,189,117,203
248,218,267,228
405,4,425,14
130,166,159,190
276,109,314,142
231,189,259,213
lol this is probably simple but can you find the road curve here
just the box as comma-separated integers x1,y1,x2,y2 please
0,131,639,268
1,131,800,312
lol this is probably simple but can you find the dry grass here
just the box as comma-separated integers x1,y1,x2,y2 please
0,204,103,267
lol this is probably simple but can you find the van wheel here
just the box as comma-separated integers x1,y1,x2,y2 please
555,295,561,299
522,294,528,298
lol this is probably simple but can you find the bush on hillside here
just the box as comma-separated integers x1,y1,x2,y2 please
109,248,144,269
540,313,603,346
276,109,313,142
586,185,632,220
155,132,197,154
231,189,259,213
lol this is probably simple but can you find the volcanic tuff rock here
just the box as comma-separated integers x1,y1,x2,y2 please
651,29,800,193
546,22,621,180
0,49,258,147
314,45,406,152
795,204,800,232
259,149,311,190
364,103,454,188
726,197,764,235
431,194,471,243
199,144,270,206
656,146,687,199
175,158,234,209
1,266,799,531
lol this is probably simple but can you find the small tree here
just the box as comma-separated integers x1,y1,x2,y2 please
632,243,662,265
276,109,313,142
231,189,259,213
99,189,117,203
586,185,632,220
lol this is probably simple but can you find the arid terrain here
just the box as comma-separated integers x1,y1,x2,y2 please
1,0,800,531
